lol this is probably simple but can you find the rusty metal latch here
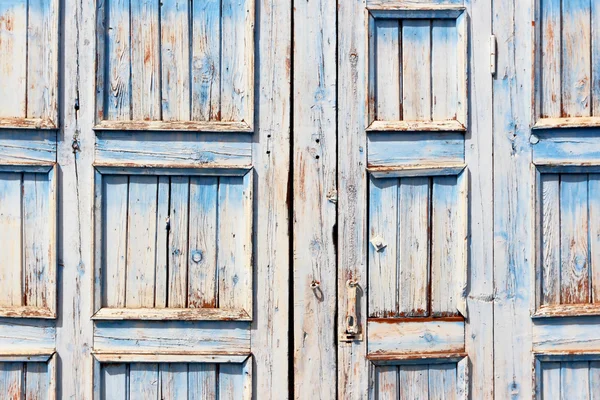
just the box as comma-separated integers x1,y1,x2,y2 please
340,280,363,342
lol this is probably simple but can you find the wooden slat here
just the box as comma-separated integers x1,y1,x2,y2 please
168,176,190,308
102,363,126,400
375,19,401,121
539,0,561,118
368,133,464,167
219,360,252,400
541,174,560,306
218,175,252,312
92,307,250,321
159,363,188,399
368,177,398,317
591,175,600,303
188,364,217,400
593,0,600,116
0,131,57,164
591,362,600,400
188,177,218,308
0,173,22,307
161,0,190,121
130,0,160,120
102,175,128,308
0,363,23,399
367,120,466,132
191,0,221,121
561,0,591,117
541,362,560,400
129,363,159,400
428,364,457,400
533,318,600,352
154,176,170,308
0,0,27,118
431,19,458,121
22,173,50,308
25,362,49,400
104,0,131,121
402,19,431,121
431,175,459,316
375,366,398,400
559,174,590,304
399,365,428,400
94,320,251,355
94,354,248,364
220,0,251,122
398,177,429,316
561,361,590,400
368,319,465,356
27,0,58,121
95,132,252,168
0,320,55,352
125,176,158,308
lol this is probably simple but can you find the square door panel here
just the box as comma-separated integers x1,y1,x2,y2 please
367,6,467,132
93,167,253,321
0,354,56,400
368,169,467,318
0,0,59,129
95,0,254,132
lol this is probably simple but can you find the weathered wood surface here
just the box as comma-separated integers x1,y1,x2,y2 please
293,0,337,396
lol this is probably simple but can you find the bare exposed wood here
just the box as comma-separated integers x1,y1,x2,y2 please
366,120,466,132
93,353,249,364
94,120,253,132
92,307,251,321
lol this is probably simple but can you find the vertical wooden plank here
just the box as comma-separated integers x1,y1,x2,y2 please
168,176,190,308
431,176,459,316
219,362,251,400
464,0,494,395
375,366,398,400
540,0,561,118
252,0,291,394
187,177,218,308
161,0,190,121
593,0,600,116
560,174,590,304
294,0,337,394
102,364,127,400
431,19,458,121
218,174,252,312
104,0,131,120
129,363,159,400
591,176,600,302
125,175,158,308
154,176,170,308
131,0,160,120
402,20,431,121
0,363,23,399
0,173,22,307
338,0,369,395
493,0,534,395
0,0,27,118
56,0,95,395
540,362,560,400
191,0,221,121
399,365,428,400
590,361,600,400
188,364,217,400
561,0,592,117
560,362,590,400
374,19,401,121
428,364,457,400
368,177,398,317
27,0,59,120
102,175,128,308
159,363,188,399
221,0,250,122
22,173,51,308
398,177,430,316
26,362,49,399
541,174,560,306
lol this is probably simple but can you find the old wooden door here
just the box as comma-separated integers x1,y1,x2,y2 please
0,0,290,398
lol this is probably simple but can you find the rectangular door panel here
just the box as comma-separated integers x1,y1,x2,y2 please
0,354,56,400
95,0,254,132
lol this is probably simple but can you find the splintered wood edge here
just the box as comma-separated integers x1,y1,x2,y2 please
92,352,251,364
91,307,252,321
366,120,467,132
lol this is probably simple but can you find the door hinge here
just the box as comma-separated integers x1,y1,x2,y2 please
490,35,497,76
